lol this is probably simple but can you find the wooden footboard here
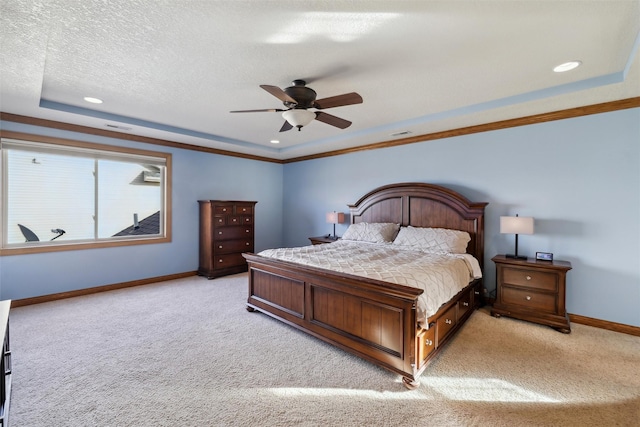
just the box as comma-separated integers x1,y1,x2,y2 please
244,253,482,386
245,182,487,387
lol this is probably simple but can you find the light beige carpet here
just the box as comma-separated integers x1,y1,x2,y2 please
8,274,640,426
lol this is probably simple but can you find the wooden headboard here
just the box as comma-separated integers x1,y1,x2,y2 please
348,182,488,269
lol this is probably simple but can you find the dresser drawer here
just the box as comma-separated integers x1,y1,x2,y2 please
214,205,233,214
436,305,457,344
228,216,242,225
213,253,247,268
503,267,557,292
235,204,254,215
213,215,226,226
502,286,556,313
214,227,253,240
214,239,253,254
226,215,253,225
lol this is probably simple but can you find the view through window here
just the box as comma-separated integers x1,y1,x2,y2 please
1,135,170,253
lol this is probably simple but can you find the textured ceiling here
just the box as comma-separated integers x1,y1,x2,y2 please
1,0,639,161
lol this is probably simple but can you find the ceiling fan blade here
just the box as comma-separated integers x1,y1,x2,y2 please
314,112,352,129
313,92,363,109
260,85,298,104
279,121,293,132
230,108,286,113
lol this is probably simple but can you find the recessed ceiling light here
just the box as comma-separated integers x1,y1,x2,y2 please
553,61,582,73
270,140,280,144
83,96,103,104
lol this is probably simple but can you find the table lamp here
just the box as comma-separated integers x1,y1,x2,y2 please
500,214,534,260
326,211,345,240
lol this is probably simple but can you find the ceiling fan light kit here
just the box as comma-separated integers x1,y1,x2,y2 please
231,79,363,132
282,109,316,130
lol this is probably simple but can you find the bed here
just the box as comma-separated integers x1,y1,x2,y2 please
243,182,487,388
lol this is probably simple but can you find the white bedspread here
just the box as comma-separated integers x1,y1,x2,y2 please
258,240,482,328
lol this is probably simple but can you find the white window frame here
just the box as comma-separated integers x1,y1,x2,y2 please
0,131,172,256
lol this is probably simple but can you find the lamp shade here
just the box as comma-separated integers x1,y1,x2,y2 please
282,109,315,129
326,212,345,224
500,216,534,235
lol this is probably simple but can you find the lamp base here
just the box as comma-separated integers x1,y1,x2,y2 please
505,254,528,260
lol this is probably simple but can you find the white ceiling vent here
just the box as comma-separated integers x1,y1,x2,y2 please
106,124,132,131
391,131,412,137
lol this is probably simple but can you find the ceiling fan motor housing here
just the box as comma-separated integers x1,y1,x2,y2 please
283,80,316,108
230,79,360,131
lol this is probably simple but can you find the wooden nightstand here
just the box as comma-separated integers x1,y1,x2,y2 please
491,255,572,333
308,235,339,245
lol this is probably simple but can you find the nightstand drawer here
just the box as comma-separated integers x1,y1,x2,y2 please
503,267,557,292
502,286,556,313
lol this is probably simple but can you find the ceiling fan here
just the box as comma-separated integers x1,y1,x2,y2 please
230,79,363,132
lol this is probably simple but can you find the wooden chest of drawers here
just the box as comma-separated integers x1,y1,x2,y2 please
491,255,572,333
198,200,257,279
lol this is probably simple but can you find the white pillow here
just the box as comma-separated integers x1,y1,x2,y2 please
392,226,471,254
341,222,400,244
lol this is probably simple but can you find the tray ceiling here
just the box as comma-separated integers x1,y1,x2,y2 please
1,1,639,160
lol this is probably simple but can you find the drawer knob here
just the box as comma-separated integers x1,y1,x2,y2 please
526,296,532,301
218,245,223,249
526,275,532,280
425,339,433,346
246,229,250,233
463,302,469,306
245,242,250,246
445,319,452,325
218,259,223,263
474,291,480,295
233,219,237,222
222,208,227,211
218,231,223,235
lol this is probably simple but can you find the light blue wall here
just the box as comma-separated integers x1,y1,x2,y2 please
2,108,639,327
0,121,284,300
282,108,640,327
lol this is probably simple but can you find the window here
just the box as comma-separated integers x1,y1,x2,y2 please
0,132,171,255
